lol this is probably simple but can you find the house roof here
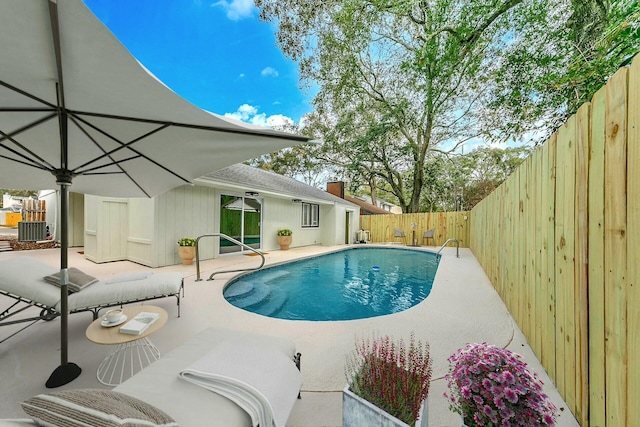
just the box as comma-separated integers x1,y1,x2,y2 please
197,164,358,207
344,196,390,215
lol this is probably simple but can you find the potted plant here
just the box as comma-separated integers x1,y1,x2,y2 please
276,228,293,250
444,342,558,427
343,333,432,427
177,237,196,265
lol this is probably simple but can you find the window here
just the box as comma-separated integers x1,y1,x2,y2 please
301,203,319,227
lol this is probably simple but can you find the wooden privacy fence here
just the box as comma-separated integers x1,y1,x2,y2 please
21,199,46,221
470,57,639,426
359,211,470,247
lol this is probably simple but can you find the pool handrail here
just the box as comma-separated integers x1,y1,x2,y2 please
194,233,265,281
436,238,460,259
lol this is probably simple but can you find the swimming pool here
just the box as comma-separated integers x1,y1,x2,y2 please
223,247,439,321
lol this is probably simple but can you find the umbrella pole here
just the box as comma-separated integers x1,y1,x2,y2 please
45,178,81,387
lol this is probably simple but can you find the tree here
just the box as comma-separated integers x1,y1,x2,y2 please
247,144,326,187
255,0,563,212
485,0,639,142
563,0,639,112
245,119,328,187
419,146,531,212
0,189,38,208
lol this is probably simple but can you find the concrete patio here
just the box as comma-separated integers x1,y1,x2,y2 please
0,244,579,426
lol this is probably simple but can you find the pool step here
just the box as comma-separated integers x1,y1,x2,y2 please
223,281,255,300
252,287,288,317
231,282,271,309
261,270,290,285
225,278,289,317
224,270,290,301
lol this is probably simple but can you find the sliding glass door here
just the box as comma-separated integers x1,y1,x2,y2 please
219,194,262,254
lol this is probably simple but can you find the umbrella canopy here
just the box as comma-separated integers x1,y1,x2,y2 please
0,0,308,197
0,0,310,387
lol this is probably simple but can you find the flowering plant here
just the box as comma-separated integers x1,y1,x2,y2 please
276,228,292,236
444,342,557,426
177,237,196,246
345,333,432,425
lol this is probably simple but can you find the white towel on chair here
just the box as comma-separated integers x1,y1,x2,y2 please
178,339,301,427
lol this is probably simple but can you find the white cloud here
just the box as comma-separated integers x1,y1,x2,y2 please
224,104,293,129
261,67,279,78
224,103,258,122
265,114,293,128
212,0,254,21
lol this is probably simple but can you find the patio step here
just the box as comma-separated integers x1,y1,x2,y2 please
0,241,12,252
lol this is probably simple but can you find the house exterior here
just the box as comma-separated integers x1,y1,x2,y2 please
83,164,360,267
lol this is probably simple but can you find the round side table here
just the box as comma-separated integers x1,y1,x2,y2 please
86,305,168,386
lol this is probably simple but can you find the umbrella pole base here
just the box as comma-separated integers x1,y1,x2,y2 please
46,363,82,388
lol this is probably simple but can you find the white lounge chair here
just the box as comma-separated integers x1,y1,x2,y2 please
0,257,183,343
1,328,302,427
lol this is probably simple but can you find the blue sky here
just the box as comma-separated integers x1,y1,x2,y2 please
84,0,313,127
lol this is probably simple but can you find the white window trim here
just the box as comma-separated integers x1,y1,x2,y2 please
301,202,319,228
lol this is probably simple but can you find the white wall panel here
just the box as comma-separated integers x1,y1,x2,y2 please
154,185,216,267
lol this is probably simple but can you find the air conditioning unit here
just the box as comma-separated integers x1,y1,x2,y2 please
18,221,47,242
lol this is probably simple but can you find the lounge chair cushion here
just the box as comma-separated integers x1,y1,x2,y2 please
63,272,182,312
0,421,35,426
43,267,98,293
105,271,153,284
21,389,177,427
115,328,301,426
0,257,60,308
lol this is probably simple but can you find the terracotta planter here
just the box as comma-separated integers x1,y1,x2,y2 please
178,246,196,265
343,386,428,427
277,235,292,250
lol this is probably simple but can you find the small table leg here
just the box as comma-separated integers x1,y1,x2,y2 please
96,337,160,386
409,230,420,247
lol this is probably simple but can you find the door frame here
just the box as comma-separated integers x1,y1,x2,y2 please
218,193,263,256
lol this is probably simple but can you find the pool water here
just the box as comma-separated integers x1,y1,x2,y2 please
223,247,439,321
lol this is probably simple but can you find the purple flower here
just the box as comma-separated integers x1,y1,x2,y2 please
502,370,515,384
488,372,501,381
445,343,557,427
461,386,472,399
500,407,515,419
504,387,518,403
543,413,556,426
473,413,486,426
488,412,498,424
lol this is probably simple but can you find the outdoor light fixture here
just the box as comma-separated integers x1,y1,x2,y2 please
245,191,259,197
292,199,302,203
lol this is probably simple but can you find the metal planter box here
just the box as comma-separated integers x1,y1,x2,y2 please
343,385,428,427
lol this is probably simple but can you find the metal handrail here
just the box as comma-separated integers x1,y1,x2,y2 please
194,233,265,281
436,238,460,259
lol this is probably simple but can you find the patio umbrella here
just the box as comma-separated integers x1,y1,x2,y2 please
0,0,310,388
